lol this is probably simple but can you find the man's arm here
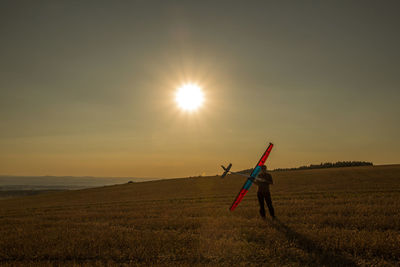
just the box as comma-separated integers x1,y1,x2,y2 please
249,177,260,185
266,173,273,185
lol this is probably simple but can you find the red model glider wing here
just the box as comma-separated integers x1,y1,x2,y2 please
229,143,273,211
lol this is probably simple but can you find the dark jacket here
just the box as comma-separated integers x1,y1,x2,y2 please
253,172,273,192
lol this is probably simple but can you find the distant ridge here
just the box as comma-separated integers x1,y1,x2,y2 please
274,161,373,171
0,176,161,191
237,161,374,174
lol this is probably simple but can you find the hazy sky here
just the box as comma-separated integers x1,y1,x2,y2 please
1,1,399,178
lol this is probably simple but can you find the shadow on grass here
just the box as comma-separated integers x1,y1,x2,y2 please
270,218,356,267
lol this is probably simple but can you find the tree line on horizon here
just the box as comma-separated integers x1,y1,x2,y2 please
236,161,373,174
273,161,373,171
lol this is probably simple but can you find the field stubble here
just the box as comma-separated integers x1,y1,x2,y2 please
0,165,399,266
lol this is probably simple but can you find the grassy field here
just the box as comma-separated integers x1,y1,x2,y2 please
0,190,66,200
0,165,399,266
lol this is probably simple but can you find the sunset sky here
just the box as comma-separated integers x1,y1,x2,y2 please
1,1,399,178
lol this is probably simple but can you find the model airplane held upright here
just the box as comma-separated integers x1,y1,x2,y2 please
221,142,274,211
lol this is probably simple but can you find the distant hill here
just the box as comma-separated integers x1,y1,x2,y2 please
0,175,161,191
274,161,373,171
237,161,374,174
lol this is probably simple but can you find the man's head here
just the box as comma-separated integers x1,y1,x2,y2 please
261,165,267,172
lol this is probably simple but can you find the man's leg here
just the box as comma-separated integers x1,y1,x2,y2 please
257,191,266,218
264,191,275,218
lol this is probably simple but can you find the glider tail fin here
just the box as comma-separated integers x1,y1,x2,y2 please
221,163,232,178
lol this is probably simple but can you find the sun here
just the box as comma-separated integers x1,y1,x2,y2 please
175,83,204,111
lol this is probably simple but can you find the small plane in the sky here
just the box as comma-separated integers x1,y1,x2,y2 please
221,143,274,211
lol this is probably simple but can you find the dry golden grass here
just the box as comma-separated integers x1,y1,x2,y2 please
0,165,399,266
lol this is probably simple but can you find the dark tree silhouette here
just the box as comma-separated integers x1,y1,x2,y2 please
274,161,373,171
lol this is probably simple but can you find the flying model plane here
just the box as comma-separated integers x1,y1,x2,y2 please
221,143,274,211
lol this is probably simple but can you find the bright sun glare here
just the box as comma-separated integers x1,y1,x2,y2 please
175,83,204,111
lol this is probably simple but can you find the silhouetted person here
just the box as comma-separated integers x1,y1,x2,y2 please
251,165,275,218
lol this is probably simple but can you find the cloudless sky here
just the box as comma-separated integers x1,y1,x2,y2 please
1,1,399,178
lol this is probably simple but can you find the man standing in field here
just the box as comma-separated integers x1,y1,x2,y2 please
251,165,275,219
